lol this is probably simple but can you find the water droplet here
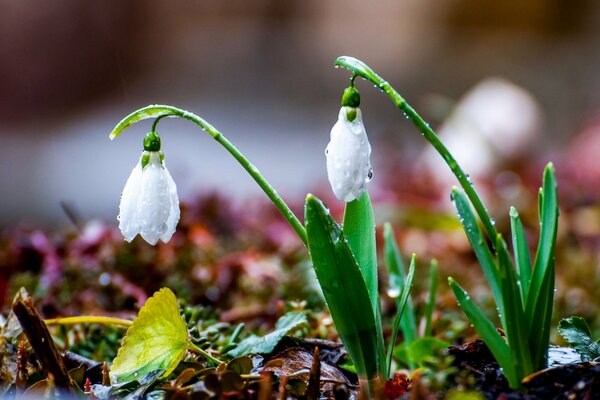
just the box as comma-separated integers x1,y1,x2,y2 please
387,287,400,298
365,167,373,182
133,371,138,377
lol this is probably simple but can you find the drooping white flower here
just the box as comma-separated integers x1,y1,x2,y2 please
118,150,180,245
326,106,372,202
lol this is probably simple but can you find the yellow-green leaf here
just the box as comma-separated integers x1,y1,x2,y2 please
110,288,189,384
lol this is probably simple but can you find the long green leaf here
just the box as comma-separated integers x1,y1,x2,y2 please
386,254,416,377
448,278,518,388
305,194,381,379
496,235,532,379
424,259,439,337
451,188,503,324
509,207,531,302
343,192,386,376
525,164,558,369
383,223,417,347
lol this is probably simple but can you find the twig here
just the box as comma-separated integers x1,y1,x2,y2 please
12,290,77,393
306,347,321,400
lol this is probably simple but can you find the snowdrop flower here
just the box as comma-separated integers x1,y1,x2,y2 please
326,86,372,202
118,131,180,245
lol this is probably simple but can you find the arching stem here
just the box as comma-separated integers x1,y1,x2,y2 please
335,56,498,244
111,105,307,246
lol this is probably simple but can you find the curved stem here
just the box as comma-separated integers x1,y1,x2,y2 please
187,341,223,365
335,56,498,244
44,316,132,327
111,105,307,246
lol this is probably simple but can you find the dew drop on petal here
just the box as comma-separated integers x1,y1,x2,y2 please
365,167,374,182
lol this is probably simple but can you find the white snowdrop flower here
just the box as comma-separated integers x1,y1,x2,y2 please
326,86,372,202
118,132,180,245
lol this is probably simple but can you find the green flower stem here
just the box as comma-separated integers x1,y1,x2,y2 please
187,341,224,365
110,105,307,246
335,56,498,243
44,316,133,327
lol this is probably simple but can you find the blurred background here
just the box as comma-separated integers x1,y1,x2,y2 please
2,0,600,227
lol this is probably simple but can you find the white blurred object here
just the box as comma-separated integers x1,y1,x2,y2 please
419,78,542,185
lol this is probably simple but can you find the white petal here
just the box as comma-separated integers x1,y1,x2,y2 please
118,159,143,242
138,153,171,245
326,107,372,202
159,164,180,243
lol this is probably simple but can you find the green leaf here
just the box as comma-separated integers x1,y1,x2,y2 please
424,259,439,337
448,278,518,388
526,163,559,369
383,223,417,348
226,311,308,357
451,188,503,324
110,288,189,384
344,193,386,376
386,254,416,377
496,235,532,379
305,194,382,379
407,337,450,366
510,207,531,301
343,192,378,313
558,317,600,361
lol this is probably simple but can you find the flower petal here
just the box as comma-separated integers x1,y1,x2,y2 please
139,153,171,245
326,107,372,202
118,160,143,242
159,164,180,243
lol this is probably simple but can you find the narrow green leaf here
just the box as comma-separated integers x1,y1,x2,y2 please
383,223,417,347
305,194,382,379
424,259,439,337
526,164,558,369
386,254,416,377
558,317,600,361
227,311,308,357
510,207,531,302
496,235,532,379
451,188,503,324
110,288,189,384
448,278,518,388
343,192,386,377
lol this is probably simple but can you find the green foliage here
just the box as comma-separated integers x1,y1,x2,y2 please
448,164,559,388
304,194,383,379
558,316,600,361
110,288,189,384
226,311,308,357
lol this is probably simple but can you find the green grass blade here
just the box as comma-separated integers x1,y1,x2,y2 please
383,223,418,347
424,259,439,337
525,164,558,369
386,254,416,377
509,207,531,303
343,191,386,377
305,194,381,379
448,278,518,388
496,235,532,380
451,188,503,323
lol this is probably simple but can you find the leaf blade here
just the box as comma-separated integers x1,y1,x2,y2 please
448,278,518,388
305,194,382,379
110,288,189,384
